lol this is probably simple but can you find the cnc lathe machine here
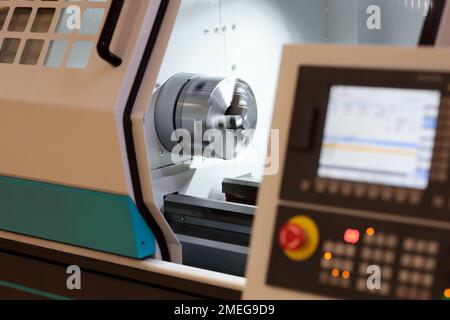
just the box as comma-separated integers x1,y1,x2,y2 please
0,0,449,299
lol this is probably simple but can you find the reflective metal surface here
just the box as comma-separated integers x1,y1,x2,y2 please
155,73,257,160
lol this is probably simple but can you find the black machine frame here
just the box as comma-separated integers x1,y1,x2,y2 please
420,0,448,46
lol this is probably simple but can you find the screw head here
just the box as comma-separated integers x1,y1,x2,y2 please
231,64,237,71
159,150,165,157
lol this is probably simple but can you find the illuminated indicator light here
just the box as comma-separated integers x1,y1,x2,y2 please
344,229,360,244
324,252,333,261
444,289,450,298
331,269,340,278
366,227,376,237
342,271,351,280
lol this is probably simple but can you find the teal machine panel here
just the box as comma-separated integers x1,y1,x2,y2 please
0,176,156,259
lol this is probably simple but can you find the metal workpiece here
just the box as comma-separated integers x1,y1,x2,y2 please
154,73,258,160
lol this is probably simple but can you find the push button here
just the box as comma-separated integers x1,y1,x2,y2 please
279,223,306,251
279,215,320,261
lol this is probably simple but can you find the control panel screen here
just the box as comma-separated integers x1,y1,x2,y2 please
318,86,441,189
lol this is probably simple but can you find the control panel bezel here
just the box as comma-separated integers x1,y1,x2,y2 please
282,66,450,222
267,206,450,300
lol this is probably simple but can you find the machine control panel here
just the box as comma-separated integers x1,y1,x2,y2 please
265,66,450,300
267,207,450,300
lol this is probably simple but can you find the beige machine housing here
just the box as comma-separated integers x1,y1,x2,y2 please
245,45,450,299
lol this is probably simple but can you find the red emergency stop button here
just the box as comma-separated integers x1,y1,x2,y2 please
279,222,306,251
278,216,320,261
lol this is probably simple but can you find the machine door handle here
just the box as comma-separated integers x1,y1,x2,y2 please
97,0,124,67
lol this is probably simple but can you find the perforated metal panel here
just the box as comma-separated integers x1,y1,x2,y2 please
0,0,164,195
0,0,110,68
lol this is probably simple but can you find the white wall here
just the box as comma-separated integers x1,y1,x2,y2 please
220,0,328,174
327,0,429,45
157,0,328,152
156,0,328,199
327,0,359,43
379,0,430,45
154,0,429,200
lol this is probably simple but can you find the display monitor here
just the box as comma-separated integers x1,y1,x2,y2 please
318,86,442,189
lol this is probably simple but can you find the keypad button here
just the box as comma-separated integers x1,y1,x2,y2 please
427,242,440,255
359,263,369,275
382,267,393,280
341,183,353,196
331,259,341,269
315,179,327,193
401,254,412,267
376,234,386,247
403,238,415,251
386,235,398,248
341,280,351,289
381,188,394,201
330,276,339,286
396,286,407,299
398,270,409,283
354,184,366,198
368,186,380,200
408,288,419,300
412,255,426,269
430,171,447,182
380,282,391,296
432,196,445,209
328,181,339,195
384,251,396,264
395,190,408,204
416,241,427,254
361,248,372,260
342,260,354,272
418,290,431,300
323,241,334,252
300,180,311,192
321,259,332,269
410,191,422,205
411,272,421,285
356,278,366,292
432,195,446,209
425,258,436,271
364,235,375,245
345,245,356,257
373,249,384,263
422,274,434,288
335,243,345,256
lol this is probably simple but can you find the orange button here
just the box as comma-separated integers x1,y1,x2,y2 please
279,222,307,251
444,288,450,299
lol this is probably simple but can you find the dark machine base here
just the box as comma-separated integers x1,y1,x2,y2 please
222,176,260,206
164,193,255,277
0,237,241,300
